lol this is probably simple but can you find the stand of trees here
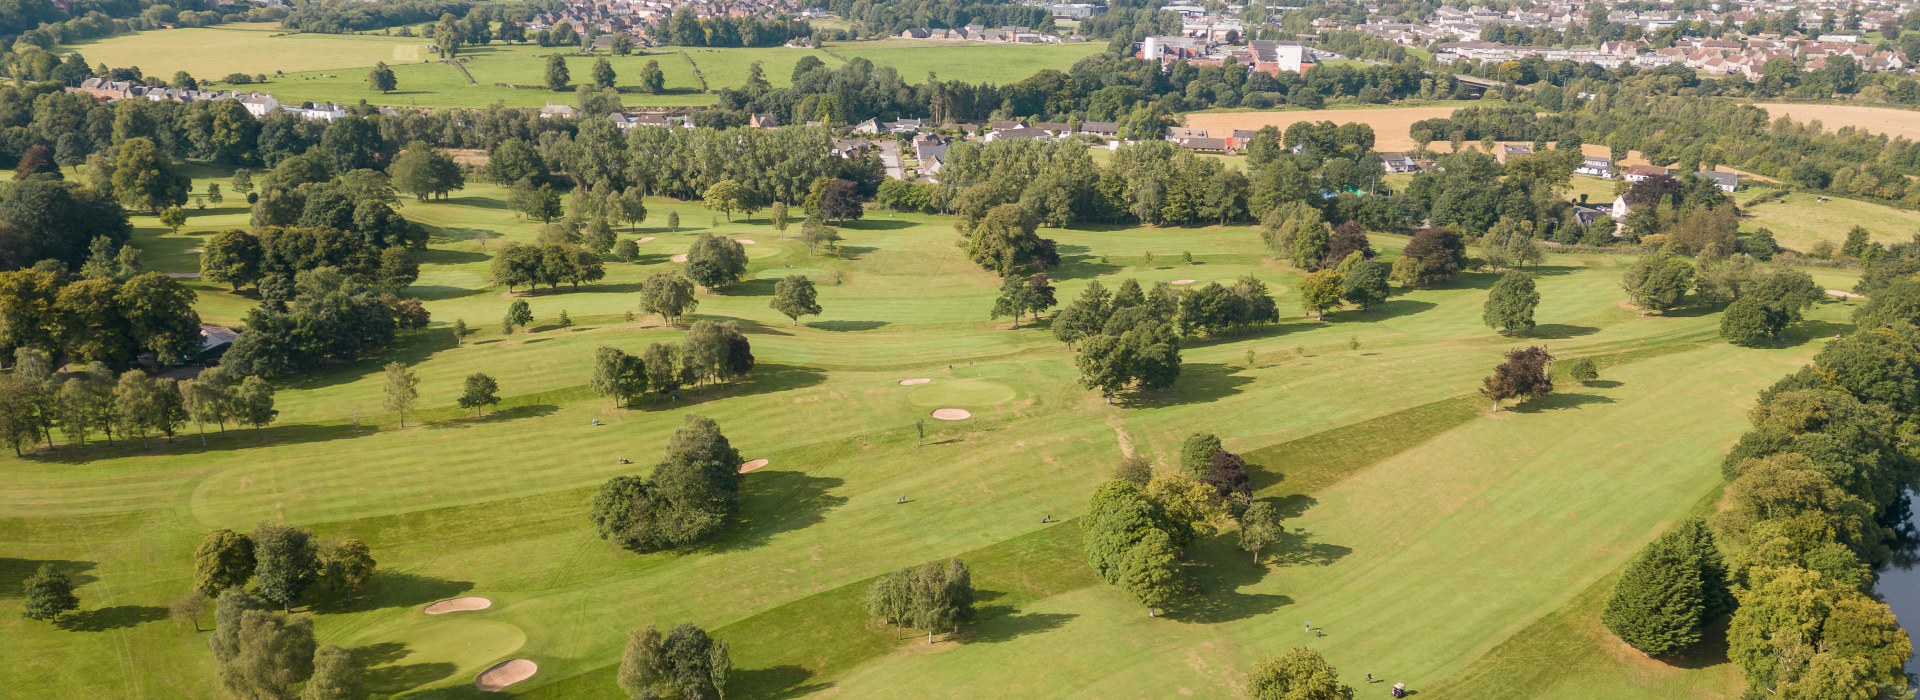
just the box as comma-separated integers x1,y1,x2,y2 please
1065,279,1182,400
617,623,732,699
224,267,428,378
590,415,747,551
191,523,376,608
1595,301,1920,695
865,558,976,643
589,321,753,407
207,589,367,699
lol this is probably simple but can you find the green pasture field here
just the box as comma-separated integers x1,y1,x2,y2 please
821,39,1107,84
0,167,1857,698
62,23,430,77
1737,188,1920,253
59,29,1104,111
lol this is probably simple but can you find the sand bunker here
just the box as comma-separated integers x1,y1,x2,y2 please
898,378,932,386
670,253,689,263
635,237,656,244
739,458,769,473
931,408,972,421
475,659,537,692
424,597,492,615
736,239,756,244
1827,289,1863,299
1171,279,1197,285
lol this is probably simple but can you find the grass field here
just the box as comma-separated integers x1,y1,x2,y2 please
825,39,1107,84
62,23,431,77
1757,102,1920,141
0,165,1859,697
1738,188,1920,253
62,28,1104,110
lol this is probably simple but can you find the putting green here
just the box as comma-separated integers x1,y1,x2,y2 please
745,244,785,261
755,267,830,280
343,617,527,693
906,379,1016,407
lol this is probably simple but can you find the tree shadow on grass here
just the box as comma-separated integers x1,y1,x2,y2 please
965,603,1076,643
56,604,166,632
1332,298,1436,322
1268,527,1352,568
1124,363,1255,408
1529,323,1600,339
707,471,847,552
408,285,485,301
1776,319,1854,348
308,571,474,615
629,364,827,411
807,320,888,332
418,247,489,265
723,278,779,297
839,219,916,231
275,330,459,392
369,662,460,696
1658,617,1733,669
830,245,876,260
1507,393,1616,413
728,665,833,700
1169,535,1293,624
421,404,558,429
24,423,377,464
0,559,96,597
351,641,412,668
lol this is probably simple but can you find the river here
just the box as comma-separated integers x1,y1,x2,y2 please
1879,494,1920,673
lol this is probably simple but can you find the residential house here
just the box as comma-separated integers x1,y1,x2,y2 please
1693,169,1738,193
1623,165,1669,182
1380,152,1421,173
1575,156,1614,179
985,127,1051,142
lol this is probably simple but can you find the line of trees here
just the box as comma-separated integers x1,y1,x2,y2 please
589,320,754,407
0,350,277,455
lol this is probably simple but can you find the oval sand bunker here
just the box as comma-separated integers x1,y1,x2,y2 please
739,458,769,473
635,236,656,244
670,253,689,263
1171,279,1197,285
898,378,931,386
424,597,492,615
736,239,756,244
931,408,972,421
475,659,537,692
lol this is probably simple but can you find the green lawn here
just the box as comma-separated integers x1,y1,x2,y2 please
0,170,1855,697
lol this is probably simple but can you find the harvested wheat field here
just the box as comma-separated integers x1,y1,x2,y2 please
1758,102,1920,141
1182,106,1466,150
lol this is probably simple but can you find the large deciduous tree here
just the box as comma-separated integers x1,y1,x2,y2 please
770,275,822,325
1483,270,1540,335
1480,345,1553,409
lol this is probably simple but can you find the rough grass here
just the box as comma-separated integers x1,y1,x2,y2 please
0,169,1857,697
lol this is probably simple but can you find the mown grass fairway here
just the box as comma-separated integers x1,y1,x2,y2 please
0,169,1857,697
